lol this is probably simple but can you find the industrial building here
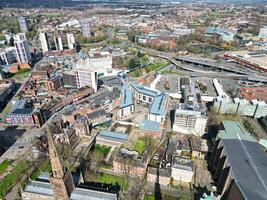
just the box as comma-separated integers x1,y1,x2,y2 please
209,121,267,200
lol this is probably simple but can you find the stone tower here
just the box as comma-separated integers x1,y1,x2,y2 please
46,125,74,200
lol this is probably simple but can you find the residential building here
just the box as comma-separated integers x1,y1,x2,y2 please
39,32,50,53
173,108,207,136
67,33,75,50
147,167,171,186
212,97,267,118
86,109,110,127
74,57,98,92
209,121,267,200
0,80,16,108
148,93,169,124
18,17,28,33
171,157,194,183
0,47,17,65
96,131,128,147
130,83,159,104
80,19,91,37
113,148,148,178
259,26,267,38
140,119,161,139
14,33,32,63
118,85,134,119
54,35,63,51
45,75,63,91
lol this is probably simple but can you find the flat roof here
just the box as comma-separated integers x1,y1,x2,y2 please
98,131,128,142
218,121,267,200
70,187,117,200
130,83,159,98
24,180,54,196
149,93,168,116
139,119,160,132
175,109,201,117
120,85,134,109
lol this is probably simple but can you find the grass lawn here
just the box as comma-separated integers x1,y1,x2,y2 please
97,173,128,190
12,69,31,81
30,161,52,180
144,195,155,200
150,61,170,71
134,137,146,154
94,144,111,157
0,160,11,175
0,160,31,198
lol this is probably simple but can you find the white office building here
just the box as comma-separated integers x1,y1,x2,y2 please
14,33,32,63
80,19,91,37
66,33,75,50
173,109,207,136
54,35,63,51
18,17,28,33
0,47,17,65
39,32,50,53
74,57,98,92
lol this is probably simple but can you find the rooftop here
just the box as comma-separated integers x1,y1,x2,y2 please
217,121,267,200
130,83,159,98
24,180,54,196
172,157,194,172
149,93,168,116
98,131,128,142
139,119,160,132
120,85,134,109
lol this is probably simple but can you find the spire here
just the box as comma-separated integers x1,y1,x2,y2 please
46,125,74,200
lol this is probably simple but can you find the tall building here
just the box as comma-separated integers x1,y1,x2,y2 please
14,33,32,63
0,47,17,65
259,26,267,38
74,57,98,92
18,16,28,33
66,33,75,50
80,19,91,37
54,35,63,51
46,125,75,199
39,32,50,53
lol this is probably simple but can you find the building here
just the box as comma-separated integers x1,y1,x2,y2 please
74,57,98,92
130,83,159,104
96,131,128,147
80,19,91,37
212,97,267,118
209,121,267,200
259,26,267,38
118,85,134,119
147,167,171,186
14,33,32,63
140,119,161,139
148,93,169,124
39,32,50,53
54,35,63,51
205,27,234,42
45,75,63,91
113,148,147,177
18,17,28,33
86,109,110,127
67,33,75,50
0,47,17,65
173,108,207,136
0,80,16,108
171,157,194,183
62,71,77,88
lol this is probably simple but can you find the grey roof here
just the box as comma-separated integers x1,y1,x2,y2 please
24,180,54,196
120,85,134,109
11,108,33,115
147,167,171,178
220,137,267,200
149,93,168,116
98,131,128,142
139,119,160,132
130,83,159,97
87,109,106,119
70,187,117,200
172,157,194,172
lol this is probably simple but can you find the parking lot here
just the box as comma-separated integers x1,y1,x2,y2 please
156,74,180,94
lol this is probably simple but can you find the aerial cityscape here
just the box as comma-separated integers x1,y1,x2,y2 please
0,0,267,200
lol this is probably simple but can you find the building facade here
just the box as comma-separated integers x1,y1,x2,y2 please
14,33,32,63
39,32,50,53
18,17,28,33
66,33,75,50
54,35,63,51
80,19,91,37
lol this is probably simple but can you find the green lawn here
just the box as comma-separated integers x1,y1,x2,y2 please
0,160,31,198
97,173,128,190
30,161,52,180
144,195,155,200
134,137,146,154
150,61,170,71
94,144,111,157
0,160,11,175
12,69,31,81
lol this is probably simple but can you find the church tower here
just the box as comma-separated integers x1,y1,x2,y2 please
46,124,74,200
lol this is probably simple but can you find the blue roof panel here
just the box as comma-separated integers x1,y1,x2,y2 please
130,83,159,98
120,85,134,109
98,131,128,142
149,93,168,116
140,119,160,132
